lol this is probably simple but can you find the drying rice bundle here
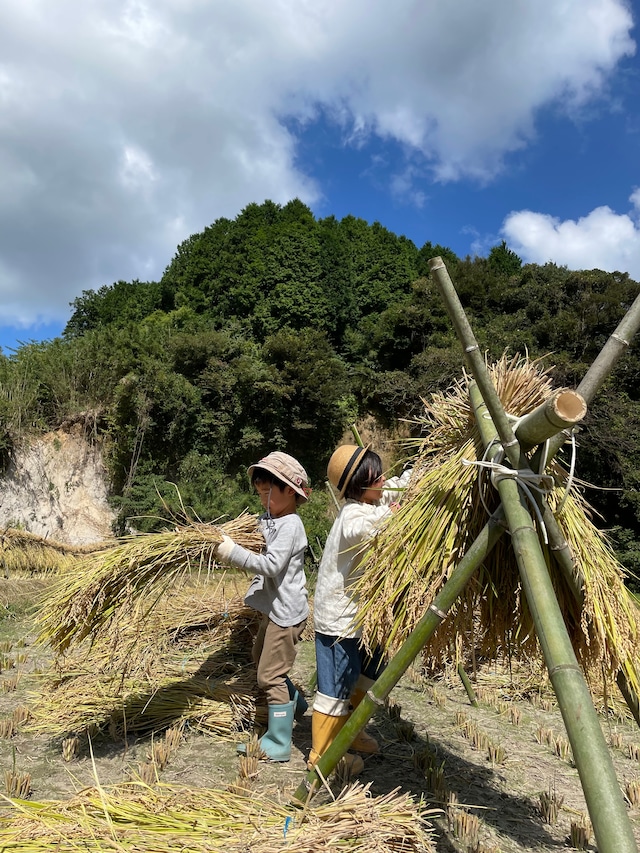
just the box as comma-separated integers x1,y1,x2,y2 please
0,780,437,852
0,528,111,575
28,581,263,739
27,670,259,739
47,577,259,681
353,353,640,697
36,512,263,654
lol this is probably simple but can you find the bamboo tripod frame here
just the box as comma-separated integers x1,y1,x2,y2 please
293,258,640,853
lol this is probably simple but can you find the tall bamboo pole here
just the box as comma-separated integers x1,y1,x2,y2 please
469,383,637,853
428,251,637,853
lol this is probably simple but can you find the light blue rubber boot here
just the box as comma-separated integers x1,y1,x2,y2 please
257,700,295,761
285,677,308,721
237,699,295,761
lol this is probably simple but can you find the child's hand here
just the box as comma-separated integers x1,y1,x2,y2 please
216,534,236,562
390,502,401,513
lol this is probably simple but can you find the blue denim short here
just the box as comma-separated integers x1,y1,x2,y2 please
315,632,384,700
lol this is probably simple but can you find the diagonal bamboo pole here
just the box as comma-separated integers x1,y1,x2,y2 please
429,253,637,853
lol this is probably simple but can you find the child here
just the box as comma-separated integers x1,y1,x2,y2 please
216,451,310,761
309,444,410,772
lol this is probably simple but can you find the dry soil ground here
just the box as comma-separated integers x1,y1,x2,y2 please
1,577,640,852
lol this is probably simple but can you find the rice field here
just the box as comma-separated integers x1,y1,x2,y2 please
0,571,639,852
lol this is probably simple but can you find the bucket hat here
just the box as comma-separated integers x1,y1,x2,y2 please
327,444,369,499
248,451,309,501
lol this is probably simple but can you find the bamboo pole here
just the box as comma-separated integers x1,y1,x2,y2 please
351,423,364,447
457,663,478,707
468,384,637,853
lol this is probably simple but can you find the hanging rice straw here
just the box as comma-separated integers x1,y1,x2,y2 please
0,780,438,852
0,528,113,575
35,512,263,654
352,352,640,700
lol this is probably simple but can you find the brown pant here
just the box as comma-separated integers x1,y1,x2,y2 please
252,615,307,705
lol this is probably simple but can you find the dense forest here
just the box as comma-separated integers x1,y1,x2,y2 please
1,199,639,571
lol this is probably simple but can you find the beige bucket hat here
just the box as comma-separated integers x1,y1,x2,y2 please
248,451,309,501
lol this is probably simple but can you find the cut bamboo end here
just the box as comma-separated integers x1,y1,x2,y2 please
551,389,587,425
515,388,587,450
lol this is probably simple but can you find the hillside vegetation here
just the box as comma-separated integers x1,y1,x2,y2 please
1,199,639,569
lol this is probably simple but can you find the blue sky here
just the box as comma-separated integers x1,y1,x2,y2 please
0,1,638,354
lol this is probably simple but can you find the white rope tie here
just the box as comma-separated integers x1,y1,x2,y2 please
462,444,554,543
470,410,580,536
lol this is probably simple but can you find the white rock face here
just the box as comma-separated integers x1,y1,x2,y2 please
0,426,116,545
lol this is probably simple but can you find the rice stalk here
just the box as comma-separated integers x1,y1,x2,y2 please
35,512,263,654
539,787,563,825
0,528,111,576
570,814,591,849
0,780,438,852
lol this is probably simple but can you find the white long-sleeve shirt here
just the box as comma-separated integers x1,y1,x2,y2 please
227,512,309,628
313,470,411,638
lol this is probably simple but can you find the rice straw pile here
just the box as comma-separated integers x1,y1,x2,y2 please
0,780,437,852
36,513,263,654
27,578,265,739
353,353,640,699
0,528,112,575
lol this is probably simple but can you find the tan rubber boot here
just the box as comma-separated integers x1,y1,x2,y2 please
307,711,364,774
348,686,380,754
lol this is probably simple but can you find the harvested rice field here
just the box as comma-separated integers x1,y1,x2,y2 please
0,574,640,852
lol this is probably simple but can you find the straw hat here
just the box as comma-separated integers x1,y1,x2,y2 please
248,451,309,500
327,444,368,499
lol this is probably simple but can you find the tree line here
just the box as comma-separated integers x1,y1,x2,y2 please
1,199,639,572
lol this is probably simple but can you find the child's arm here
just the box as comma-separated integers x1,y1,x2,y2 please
341,504,389,546
379,467,412,507
216,521,299,577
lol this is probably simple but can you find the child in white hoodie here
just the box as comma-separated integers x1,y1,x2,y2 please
309,445,410,772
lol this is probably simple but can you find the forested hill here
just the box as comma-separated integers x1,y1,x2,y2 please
1,199,640,568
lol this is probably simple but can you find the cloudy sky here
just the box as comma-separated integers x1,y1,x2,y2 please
0,0,638,352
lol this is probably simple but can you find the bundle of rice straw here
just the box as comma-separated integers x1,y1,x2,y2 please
27,578,264,739
0,528,112,575
0,780,438,852
353,353,640,700
36,512,263,654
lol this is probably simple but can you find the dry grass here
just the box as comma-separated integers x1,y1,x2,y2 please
35,513,263,654
0,780,438,852
27,578,265,740
352,353,640,702
0,528,114,576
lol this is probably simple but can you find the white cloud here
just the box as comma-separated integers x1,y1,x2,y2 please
502,191,640,278
0,0,635,326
